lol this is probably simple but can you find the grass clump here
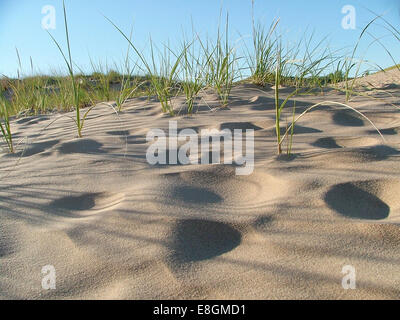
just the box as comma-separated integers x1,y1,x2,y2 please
114,32,145,112
147,41,186,115
244,14,386,155
180,37,207,114
106,15,185,116
246,11,279,87
0,98,14,153
48,0,95,138
107,11,242,115
201,14,239,106
271,33,334,154
89,59,116,103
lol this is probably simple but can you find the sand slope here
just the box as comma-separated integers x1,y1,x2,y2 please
0,84,400,299
340,68,400,90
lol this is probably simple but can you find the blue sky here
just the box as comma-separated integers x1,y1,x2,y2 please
0,0,399,78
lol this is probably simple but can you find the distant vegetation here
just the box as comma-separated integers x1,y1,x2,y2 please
0,4,385,119
383,64,400,72
0,73,153,116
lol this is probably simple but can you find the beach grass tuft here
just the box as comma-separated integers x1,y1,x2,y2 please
0,97,13,153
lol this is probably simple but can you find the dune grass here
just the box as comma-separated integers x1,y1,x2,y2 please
106,15,185,116
114,29,146,112
245,1,279,88
89,59,116,103
244,14,388,155
148,41,186,116
0,2,398,156
273,59,385,155
373,14,400,73
0,98,13,153
180,37,207,114
341,17,383,102
201,14,239,106
268,32,335,154
47,0,94,138
0,1,146,137
107,11,242,115
280,100,385,152
4,5,382,119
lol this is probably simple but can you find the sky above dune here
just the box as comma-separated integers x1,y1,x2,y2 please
0,0,399,78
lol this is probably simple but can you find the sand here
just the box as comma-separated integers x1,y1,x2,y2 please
345,68,400,90
1,77,400,299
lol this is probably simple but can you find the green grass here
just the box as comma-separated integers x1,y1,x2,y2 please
0,1,398,156
114,29,145,112
243,13,388,155
179,36,208,114
280,100,385,151
107,11,242,114
47,0,97,138
0,97,13,153
1,73,159,116
245,2,279,87
0,1,149,136
268,30,335,154
106,14,185,116
3,6,386,120
200,13,239,106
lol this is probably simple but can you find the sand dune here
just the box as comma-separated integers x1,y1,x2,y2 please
0,83,400,299
345,68,400,90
